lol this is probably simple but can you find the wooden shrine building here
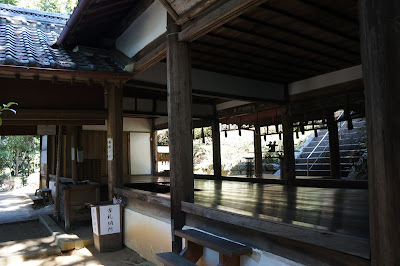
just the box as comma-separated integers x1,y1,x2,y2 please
0,0,399,265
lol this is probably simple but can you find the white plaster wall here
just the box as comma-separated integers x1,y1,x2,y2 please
116,1,167,58
82,118,151,132
124,209,303,266
124,208,171,266
123,117,151,132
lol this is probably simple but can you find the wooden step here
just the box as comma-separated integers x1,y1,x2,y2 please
156,252,197,266
29,195,43,202
175,229,251,257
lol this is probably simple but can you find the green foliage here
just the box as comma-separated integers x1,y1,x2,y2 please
8,0,78,14
157,129,169,146
0,136,40,185
0,102,17,126
2,0,18,5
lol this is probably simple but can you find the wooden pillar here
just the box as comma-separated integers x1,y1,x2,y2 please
71,126,79,184
107,82,123,200
151,119,158,175
254,124,262,178
327,112,341,179
281,104,295,185
166,14,194,254
212,119,222,180
54,126,62,220
359,1,400,263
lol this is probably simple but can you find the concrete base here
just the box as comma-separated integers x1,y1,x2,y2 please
39,215,93,251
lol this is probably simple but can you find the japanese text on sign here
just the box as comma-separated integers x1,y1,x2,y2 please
107,138,113,161
99,205,120,235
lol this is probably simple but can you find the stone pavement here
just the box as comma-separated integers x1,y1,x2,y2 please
0,187,53,224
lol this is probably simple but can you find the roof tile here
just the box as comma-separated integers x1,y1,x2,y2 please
0,3,125,73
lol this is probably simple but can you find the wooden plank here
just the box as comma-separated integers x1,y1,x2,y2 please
176,0,220,25
211,118,222,179
327,112,341,179
176,229,252,257
167,14,194,253
281,104,295,185
181,202,370,259
359,0,400,264
179,0,268,42
107,83,124,200
156,252,197,266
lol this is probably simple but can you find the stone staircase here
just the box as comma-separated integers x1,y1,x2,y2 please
295,119,367,178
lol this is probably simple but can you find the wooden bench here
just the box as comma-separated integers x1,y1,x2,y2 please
156,229,252,265
156,252,197,266
29,195,44,208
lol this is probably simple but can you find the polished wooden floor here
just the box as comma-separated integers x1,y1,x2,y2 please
125,176,369,240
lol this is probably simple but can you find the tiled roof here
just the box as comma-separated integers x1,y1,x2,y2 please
0,4,125,73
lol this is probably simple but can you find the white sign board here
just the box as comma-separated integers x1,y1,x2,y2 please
37,125,57,135
107,138,113,161
91,207,99,235
99,205,120,235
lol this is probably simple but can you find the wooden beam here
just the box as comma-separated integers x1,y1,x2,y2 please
1,109,107,121
359,0,400,264
107,83,124,200
167,14,194,254
179,0,268,42
211,118,221,180
327,112,341,179
281,104,295,185
158,0,179,20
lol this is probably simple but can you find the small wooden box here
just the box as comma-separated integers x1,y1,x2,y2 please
91,203,122,253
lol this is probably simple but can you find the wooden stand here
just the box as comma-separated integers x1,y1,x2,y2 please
92,203,122,253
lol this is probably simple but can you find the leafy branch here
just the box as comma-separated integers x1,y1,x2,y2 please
0,102,18,126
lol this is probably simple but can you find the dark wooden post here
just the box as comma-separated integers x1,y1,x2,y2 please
151,119,158,175
167,14,194,254
254,124,263,178
327,112,341,179
71,126,79,184
107,82,124,200
282,104,295,185
212,118,222,180
54,125,62,220
359,1,400,263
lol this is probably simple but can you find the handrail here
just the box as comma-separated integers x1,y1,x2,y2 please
306,112,346,176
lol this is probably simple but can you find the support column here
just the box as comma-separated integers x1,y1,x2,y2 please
327,112,341,179
54,125,62,220
166,14,194,254
254,124,263,178
359,1,400,263
71,126,79,184
107,83,123,200
151,119,158,175
212,119,222,180
281,104,295,185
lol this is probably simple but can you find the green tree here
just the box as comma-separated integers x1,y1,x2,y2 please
0,136,40,185
8,0,78,14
